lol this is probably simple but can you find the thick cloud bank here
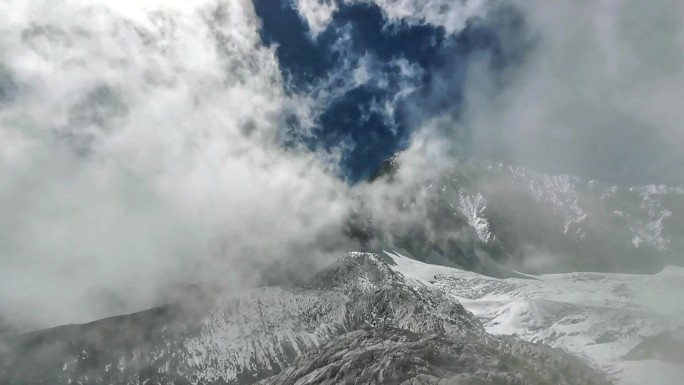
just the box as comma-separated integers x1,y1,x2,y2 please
0,0,354,330
463,0,684,185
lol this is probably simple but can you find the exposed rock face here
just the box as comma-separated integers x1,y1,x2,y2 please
259,327,610,385
0,253,610,385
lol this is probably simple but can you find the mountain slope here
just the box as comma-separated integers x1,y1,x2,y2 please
385,251,684,385
359,158,684,275
0,253,609,385
260,327,608,385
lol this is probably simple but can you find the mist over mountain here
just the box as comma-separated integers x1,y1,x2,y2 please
0,1,682,384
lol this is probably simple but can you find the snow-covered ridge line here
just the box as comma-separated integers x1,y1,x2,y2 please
368,157,684,275
384,250,684,385
470,160,682,250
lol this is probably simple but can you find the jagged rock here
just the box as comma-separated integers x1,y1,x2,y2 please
259,327,610,385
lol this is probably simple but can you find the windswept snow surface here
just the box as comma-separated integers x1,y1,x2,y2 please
384,250,684,385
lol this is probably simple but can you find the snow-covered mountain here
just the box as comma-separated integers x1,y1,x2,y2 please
386,251,684,385
0,1,681,384
3,251,681,384
0,252,612,385
358,158,684,276
2,161,681,385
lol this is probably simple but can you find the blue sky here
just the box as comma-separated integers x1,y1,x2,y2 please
253,0,524,182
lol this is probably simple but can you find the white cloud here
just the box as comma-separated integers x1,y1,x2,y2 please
361,0,489,32
296,0,489,36
3,0,681,331
462,0,684,184
0,0,353,329
296,0,338,36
